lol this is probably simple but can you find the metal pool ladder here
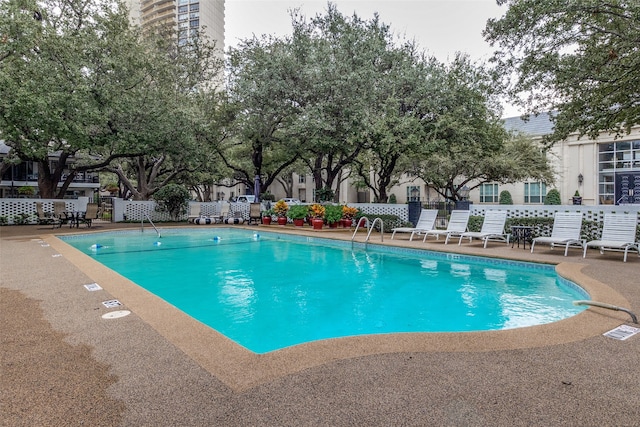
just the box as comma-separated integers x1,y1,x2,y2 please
142,212,161,238
351,216,384,242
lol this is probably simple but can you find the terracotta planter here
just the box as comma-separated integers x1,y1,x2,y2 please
293,218,305,227
342,219,353,228
312,218,324,230
262,216,272,225
328,222,338,228
277,217,287,225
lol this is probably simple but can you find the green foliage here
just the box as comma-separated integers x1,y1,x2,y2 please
287,204,310,220
499,190,513,205
261,191,276,201
544,189,561,205
0,216,7,225
323,204,344,224
573,190,581,197
485,1,640,142
388,194,397,204
467,216,485,233
154,184,190,221
367,214,408,232
314,187,335,203
17,186,35,196
413,56,554,201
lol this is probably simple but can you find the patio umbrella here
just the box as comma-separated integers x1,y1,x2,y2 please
254,175,261,202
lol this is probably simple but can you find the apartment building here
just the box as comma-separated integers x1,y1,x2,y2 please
127,0,225,52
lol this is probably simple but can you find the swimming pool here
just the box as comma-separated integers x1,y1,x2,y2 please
61,228,588,353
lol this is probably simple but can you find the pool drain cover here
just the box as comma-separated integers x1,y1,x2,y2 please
102,299,122,308
603,325,640,341
102,310,131,319
84,283,102,291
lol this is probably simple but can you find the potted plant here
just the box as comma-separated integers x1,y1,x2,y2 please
261,208,274,225
309,203,325,229
288,205,309,226
17,186,35,197
324,204,343,228
273,200,289,225
342,205,358,228
572,190,582,205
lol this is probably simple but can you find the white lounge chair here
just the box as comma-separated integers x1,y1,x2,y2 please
583,213,639,262
391,209,438,240
531,212,584,256
421,210,471,244
458,210,509,248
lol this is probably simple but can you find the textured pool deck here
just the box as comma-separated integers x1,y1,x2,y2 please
2,221,639,426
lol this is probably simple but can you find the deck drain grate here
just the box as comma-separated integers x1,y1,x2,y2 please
84,283,102,291
603,325,640,341
102,299,122,308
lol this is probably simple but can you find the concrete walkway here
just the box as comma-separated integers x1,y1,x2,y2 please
1,222,639,426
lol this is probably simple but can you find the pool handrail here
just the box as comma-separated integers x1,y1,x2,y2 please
352,216,384,242
142,212,161,238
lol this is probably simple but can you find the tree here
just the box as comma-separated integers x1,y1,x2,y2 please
353,46,437,203
221,35,303,196
484,0,640,143
291,5,395,200
0,0,153,198
154,183,190,221
413,55,554,200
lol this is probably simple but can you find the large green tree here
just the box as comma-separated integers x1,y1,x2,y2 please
484,0,640,143
0,0,153,198
291,5,389,200
413,55,554,201
221,35,303,196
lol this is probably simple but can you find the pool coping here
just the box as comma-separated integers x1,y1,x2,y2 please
45,227,631,392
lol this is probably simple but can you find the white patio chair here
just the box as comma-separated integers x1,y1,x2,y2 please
583,213,639,262
421,210,471,244
391,209,438,240
458,210,509,248
531,212,584,256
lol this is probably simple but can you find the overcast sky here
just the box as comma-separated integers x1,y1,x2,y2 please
224,0,520,117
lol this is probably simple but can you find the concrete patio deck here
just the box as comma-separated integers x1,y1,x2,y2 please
1,221,639,426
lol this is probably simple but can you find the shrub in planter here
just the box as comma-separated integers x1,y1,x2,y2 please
288,205,309,225
18,186,35,197
324,204,343,225
498,190,513,205
545,189,561,205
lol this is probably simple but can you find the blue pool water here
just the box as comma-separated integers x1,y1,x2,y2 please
61,229,588,353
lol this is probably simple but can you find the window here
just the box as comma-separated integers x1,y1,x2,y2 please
178,5,188,13
189,19,199,28
298,175,305,184
480,183,499,203
524,182,546,204
598,139,640,203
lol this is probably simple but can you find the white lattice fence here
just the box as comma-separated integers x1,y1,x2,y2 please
470,204,640,225
0,198,80,224
121,201,238,221
352,203,409,222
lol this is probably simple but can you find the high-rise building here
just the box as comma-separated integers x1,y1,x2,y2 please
127,0,224,53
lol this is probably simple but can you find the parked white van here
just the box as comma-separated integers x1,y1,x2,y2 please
236,195,256,203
